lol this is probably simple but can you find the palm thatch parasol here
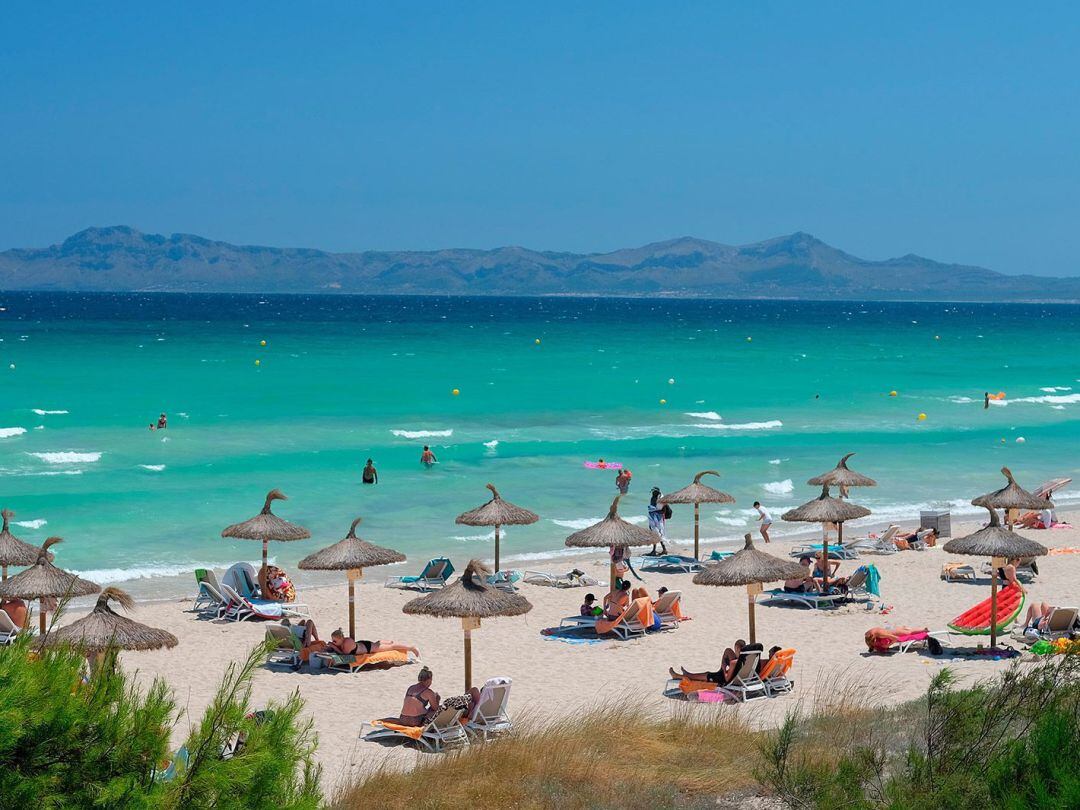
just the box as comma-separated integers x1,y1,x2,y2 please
693,533,805,643
564,495,657,586
221,489,311,569
0,508,51,580
971,467,1053,529
943,506,1048,648
41,586,178,654
455,483,539,572
403,560,532,690
297,517,406,638
782,485,871,589
0,537,100,633
659,471,735,559
807,453,877,490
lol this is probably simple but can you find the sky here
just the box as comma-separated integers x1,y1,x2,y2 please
1,4,1078,276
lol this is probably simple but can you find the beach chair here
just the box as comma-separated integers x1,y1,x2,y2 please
264,624,302,669
1016,606,1079,644
363,705,470,752
709,549,734,562
850,526,900,555
868,630,942,655
652,590,684,628
153,745,189,783
487,569,523,592
636,554,703,573
558,614,600,632
384,558,453,592
845,567,875,600
523,569,600,588
758,588,843,610
465,676,513,740
220,583,310,622
941,562,977,582
717,650,767,703
312,648,413,673
760,648,796,696
0,609,21,645
193,569,228,616
789,538,861,560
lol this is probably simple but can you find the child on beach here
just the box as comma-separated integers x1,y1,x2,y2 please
753,501,773,543
580,593,602,616
362,458,378,484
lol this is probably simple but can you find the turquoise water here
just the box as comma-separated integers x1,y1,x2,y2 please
0,293,1076,594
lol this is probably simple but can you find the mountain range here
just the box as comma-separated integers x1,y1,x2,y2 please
0,226,1075,301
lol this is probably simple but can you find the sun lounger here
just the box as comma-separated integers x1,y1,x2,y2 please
635,554,703,573
264,624,302,669
941,562,977,581
1015,606,1079,644
708,549,734,562
522,569,600,588
0,609,22,645
486,569,523,592
558,614,600,632
714,650,767,702
384,557,453,592
465,676,513,740
759,649,796,695
849,526,901,555
193,568,228,616
560,603,649,640
845,567,876,600
220,583,310,622
652,590,684,628
363,705,469,752
312,648,413,673
759,588,843,610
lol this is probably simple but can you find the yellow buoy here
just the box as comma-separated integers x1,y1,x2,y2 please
889,390,898,397
452,388,460,396
254,359,261,366
534,338,541,345
659,398,667,405
917,412,926,421
260,339,267,347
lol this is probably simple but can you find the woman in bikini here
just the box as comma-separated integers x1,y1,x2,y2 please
391,667,441,726
327,628,420,658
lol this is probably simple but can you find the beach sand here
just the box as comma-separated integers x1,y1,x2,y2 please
64,512,1080,794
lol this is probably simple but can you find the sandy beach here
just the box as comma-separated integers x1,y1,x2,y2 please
57,511,1080,794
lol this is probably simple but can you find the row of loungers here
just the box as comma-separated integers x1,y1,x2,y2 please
664,647,796,703
559,590,684,639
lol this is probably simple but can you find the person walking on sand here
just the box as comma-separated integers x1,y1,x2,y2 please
420,446,438,468
647,487,669,555
362,458,378,485
753,501,773,543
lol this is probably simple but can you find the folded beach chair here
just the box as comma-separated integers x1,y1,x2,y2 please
941,562,977,582
708,550,734,562
487,569,523,592
716,650,767,703
193,568,228,616
312,648,413,673
384,557,453,592
465,676,513,740
522,569,599,588
759,588,843,610
759,648,796,696
652,590,685,628
636,554,703,573
264,624,302,669
0,608,21,645
220,583,310,622
363,705,469,752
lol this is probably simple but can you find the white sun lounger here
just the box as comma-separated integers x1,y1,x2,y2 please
558,611,646,640
193,569,229,617
716,650,768,703
523,570,600,588
759,588,843,610
0,609,22,645
652,590,683,628
465,676,513,740
363,705,470,752
634,555,703,573
220,584,310,622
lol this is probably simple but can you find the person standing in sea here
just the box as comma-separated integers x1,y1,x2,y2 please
362,458,378,485
420,446,438,468
753,501,773,543
615,468,632,495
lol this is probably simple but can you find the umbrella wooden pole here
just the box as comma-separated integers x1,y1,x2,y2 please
821,526,832,591
39,599,47,634
746,583,762,645
990,555,1002,649
347,568,361,639
694,503,700,560
462,616,480,691
494,524,501,573
2,564,6,580
262,540,268,570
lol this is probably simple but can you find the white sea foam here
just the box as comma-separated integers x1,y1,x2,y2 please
713,516,746,527
391,429,453,439
1004,393,1080,405
33,426,44,430
0,427,27,439
69,562,220,586
763,479,794,495
139,464,166,472
949,396,975,404
483,440,499,448
768,458,783,465
692,420,782,431
13,519,46,529
32,409,69,415
551,515,646,531
684,411,722,420
451,529,502,542
29,451,102,464
1039,387,1072,393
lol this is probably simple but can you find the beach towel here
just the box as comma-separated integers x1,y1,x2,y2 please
679,677,715,694
319,649,410,671
368,719,425,740
863,564,881,597
596,596,655,636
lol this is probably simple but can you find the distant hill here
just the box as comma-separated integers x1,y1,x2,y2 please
1,226,1075,301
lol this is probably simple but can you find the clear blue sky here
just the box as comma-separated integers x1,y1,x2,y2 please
2,4,1078,275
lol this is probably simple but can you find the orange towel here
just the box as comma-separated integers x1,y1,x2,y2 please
679,677,714,694
369,719,424,740
596,596,655,636
342,649,409,670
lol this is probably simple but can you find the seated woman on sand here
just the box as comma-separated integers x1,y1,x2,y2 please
669,639,763,686
784,558,819,593
326,627,420,658
603,580,632,619
387,666,440,726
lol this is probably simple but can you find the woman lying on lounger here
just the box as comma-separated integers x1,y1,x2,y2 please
864,626,933,653
327,628,420,658
668,639,762,686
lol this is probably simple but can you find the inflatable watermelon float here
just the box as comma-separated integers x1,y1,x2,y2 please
948,584,1025,636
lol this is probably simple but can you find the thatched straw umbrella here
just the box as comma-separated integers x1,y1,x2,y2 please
971,467,1052,530
0,537,100,633
807,453,877,490
40,586,178,659
943,506,1048,648
564,496,657,587
298,517,405,639
455,483,539,572
403,560,532,691
0,509,50,580
693,533,805,644
782,486,870,590
221,489,310,569
659,471,735,559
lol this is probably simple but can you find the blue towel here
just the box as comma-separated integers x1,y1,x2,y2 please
862,564,881,597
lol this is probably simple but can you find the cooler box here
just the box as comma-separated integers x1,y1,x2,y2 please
920,510,951,538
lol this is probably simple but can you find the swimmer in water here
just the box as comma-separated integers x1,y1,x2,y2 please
362,458,378,485
157,413,168,429
420,446,437,467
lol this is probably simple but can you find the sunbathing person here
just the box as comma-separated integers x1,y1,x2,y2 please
327,627,420,658
864,626,931,653
0,596,28,629
894,528,937,550
386,666,441,726
784,557,820,593
757,645,783,676
281,618,327,662
603,580,632,619
669,639,762,685
1023,601,1057,633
